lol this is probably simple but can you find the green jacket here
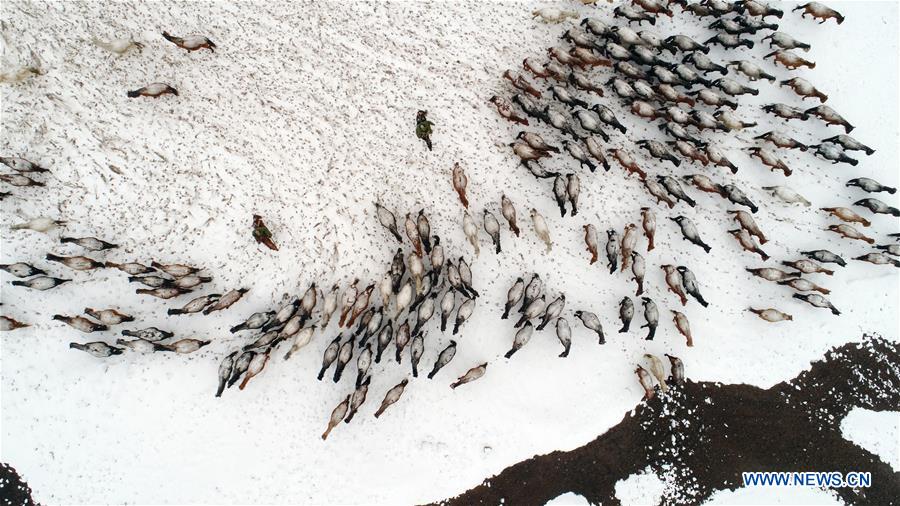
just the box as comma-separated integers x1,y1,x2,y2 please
416,120,433,138
253,226,272,239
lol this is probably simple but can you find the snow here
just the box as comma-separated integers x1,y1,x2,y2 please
1,0,898,504
706,485,844,505
840,408,900,473
547,492,590,505
615,467,666,505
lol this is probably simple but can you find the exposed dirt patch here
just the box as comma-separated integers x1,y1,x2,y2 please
440,336,900,505
0,462,36,506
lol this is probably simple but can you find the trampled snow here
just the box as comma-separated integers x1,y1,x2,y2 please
1,0,898,504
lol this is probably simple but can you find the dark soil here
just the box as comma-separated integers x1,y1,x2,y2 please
0,463,37,506
4,338,897,505
440,336,900,506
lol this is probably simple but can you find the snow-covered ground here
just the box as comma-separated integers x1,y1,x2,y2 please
1,0,898,504
841,407,900,473
616,469,667,505
706,486,844,505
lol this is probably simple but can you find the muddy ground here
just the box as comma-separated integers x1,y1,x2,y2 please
442,336,900,505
